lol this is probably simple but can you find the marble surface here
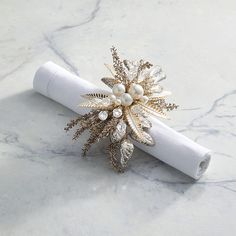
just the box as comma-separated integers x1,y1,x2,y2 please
0,0,236,235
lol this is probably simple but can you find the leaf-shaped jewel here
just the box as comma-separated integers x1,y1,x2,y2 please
101,77,119,88
130,131,154,146
104,63,116,77
139,117,152,128
125,107,143,140
111,120,127,142
137,101,168,119
142,131,155,145
125,108,153,145
81,93,109,100
120,139,134,167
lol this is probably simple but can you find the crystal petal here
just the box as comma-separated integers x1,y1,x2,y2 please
98,111,108,121
111,120,127,142
113,108,123,118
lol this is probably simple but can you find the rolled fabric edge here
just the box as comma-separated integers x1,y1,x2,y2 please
33,61,107,114
135,117,211,179
33,61,211,179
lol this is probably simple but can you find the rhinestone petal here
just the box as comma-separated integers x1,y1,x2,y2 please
111,120,127,142
113,108,123,118
98,111,108,121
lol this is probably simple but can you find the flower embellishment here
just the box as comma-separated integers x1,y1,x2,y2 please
65,47,178,172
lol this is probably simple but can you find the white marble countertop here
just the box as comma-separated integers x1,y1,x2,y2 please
0,0,236,235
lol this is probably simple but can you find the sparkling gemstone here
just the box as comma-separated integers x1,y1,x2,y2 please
98,111,108,121
113,108,123,118
117,120,127,132
111,120,127,142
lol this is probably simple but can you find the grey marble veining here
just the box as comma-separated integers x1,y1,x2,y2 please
0,0,236,235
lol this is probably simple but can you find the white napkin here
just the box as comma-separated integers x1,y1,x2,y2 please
33,61,211,179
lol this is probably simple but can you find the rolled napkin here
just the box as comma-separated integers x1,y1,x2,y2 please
33,61,211,179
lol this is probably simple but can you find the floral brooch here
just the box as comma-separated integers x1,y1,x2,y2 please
65,47,178,172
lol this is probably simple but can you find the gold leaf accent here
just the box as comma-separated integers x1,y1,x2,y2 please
79,99,111,110
137,102,168,119
125,107,142,138
110,47,128,82
81,93,109,100
101,77,119,88
142,131,155,145
130,131,154,146
125,108,153,145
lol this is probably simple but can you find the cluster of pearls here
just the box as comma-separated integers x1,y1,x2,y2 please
111,83,148,107
98,82,149,121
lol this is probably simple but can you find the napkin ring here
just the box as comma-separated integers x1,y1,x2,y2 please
65,47,178,172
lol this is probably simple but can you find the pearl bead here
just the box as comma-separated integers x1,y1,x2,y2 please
121,93,133,106
114,98,121,105
109,94,117,102
128,84,144,99
112,84,126,96
140,95,149,104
